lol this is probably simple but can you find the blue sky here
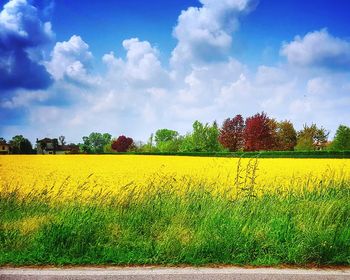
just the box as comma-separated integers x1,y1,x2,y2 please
1,0,350,143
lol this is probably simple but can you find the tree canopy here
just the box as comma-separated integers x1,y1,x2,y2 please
180,121,222,152
9,135,33,154
244,112,275,151
330,125,350,150
112,135,134,152
80,132,112,153
219,115,245,152
295,124,329,151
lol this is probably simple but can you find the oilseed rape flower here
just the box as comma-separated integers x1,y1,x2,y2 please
0,155,349,203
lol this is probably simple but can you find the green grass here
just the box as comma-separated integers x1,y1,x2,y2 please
1,179,350,266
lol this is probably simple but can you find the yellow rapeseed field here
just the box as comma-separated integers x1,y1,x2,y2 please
1,155,349,202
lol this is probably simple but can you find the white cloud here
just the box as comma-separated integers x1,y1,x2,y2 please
177,59,246,106
4,30,350,143
281,29,350,69
45,35,94,83
0,0,53,44
256,65,289,85
103,38,169,87
1,89,48,109
2,1,350,144
216,73,253,108
171,0,257,69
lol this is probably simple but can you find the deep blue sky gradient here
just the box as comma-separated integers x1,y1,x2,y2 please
21,0,350,68
51,0,201,66
0,0,347,67
236,0,350,67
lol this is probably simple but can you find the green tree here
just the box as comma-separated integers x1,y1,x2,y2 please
295,135,314,151
295,124,329,151
142,133,158,152
154,129,181,152
330,125,350,150
103,143,114,153
79,136,92,153
79,133,112,153
155,129,179,144
180,121,221,152
207,121,221,152
158,138,183,152
9,135,33,154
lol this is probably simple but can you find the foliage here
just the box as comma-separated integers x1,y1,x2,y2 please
3,113,349,154
79,136,92,153
154,129,181,152
219,115,245,152
244,112,275,151
275,120,297,151
146,133,157,152
126,141,144,153
155,129,179,144
103,143,115,153
180,121,222,152
295,124,329,151
9,135,33,154
131,139,158,153
80,132,112,153
112,136,134,152
157,138,183,152
330,125,350,151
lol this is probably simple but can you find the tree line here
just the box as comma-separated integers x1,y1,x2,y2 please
1,112,350,154
69,112,350,153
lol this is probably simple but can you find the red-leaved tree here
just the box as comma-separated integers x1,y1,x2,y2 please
244,112,275,151
219,114,245,151
111,135,134,152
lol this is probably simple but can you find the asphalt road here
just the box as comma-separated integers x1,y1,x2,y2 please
1,267,350,280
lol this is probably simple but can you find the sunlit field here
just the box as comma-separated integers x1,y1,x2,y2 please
1,155,350,201
1,155,350,266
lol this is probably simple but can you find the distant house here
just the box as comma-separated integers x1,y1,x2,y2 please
36,138,59,154
63,144,80,154
36,138,79,154
0,140,10,154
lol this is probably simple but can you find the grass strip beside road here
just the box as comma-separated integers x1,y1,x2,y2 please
1,180,350,266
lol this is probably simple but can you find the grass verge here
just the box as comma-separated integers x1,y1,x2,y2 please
1,179,350,266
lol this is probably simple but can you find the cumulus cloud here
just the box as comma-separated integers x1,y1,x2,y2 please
177,58,245,105
2,1,350,143
0,0,53,91
171,0,257,68
103,38,169,87
45,35,98,85
281,29,350,69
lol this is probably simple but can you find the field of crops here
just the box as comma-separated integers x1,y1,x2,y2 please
1,155,350,265
1,155,350,201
